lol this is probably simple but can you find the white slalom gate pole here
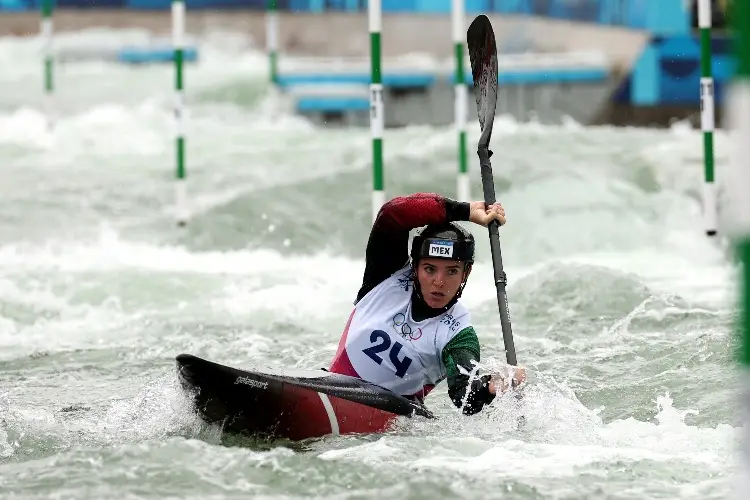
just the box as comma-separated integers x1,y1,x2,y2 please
452,0,469,201
267,0,278,84
698,0,717,237
41,0,54,130
369,0,384,222
173,0,188,226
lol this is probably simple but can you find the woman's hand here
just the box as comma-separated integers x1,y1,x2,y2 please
469,201,506,227
488,366,526,395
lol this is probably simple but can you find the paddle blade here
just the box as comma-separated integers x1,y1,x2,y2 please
467,14,498,149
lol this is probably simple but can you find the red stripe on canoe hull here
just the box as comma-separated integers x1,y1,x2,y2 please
270,384,397,441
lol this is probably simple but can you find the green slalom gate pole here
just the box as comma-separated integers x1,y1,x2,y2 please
41,0,54,128
452,0,469,201
173,0,187,226
267,0,278,85
699,0,717,237
734,0,750,494
369,0,384,222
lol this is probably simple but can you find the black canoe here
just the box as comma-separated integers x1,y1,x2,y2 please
175,354,433,440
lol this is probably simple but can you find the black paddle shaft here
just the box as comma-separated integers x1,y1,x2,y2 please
478,148,517,366
468,15,518,366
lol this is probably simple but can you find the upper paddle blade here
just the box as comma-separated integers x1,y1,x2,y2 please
467,14,498,149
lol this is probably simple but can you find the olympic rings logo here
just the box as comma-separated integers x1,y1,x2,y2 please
392,313,422,341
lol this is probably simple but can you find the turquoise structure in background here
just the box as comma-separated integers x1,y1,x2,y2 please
618,34,735,106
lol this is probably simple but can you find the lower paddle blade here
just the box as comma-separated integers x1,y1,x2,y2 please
467,14,498,149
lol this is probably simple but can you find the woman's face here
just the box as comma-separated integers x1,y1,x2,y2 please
415,258,469,309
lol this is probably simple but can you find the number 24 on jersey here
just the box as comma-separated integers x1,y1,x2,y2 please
362,330,413,378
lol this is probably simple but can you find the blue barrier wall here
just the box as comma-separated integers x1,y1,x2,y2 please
0,0,690,35
613,33,734,106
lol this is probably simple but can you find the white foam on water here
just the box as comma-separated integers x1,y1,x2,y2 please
317,437,403,464
0,374,211,461
319,386,737,482
0,232,327,275
0,272,139,360
0,227,368,360
0,108,53,148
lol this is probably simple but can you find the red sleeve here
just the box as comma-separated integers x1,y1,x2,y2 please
355,193,469,303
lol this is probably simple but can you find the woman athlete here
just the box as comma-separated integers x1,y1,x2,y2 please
328,192,526,415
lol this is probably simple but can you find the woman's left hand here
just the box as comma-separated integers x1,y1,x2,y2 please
488,366,527,395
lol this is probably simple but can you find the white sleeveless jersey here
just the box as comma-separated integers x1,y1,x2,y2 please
335,266,472,398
